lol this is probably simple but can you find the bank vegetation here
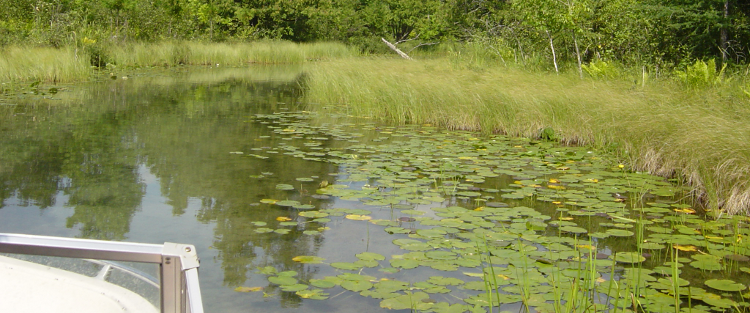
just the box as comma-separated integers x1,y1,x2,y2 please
305,57,750,216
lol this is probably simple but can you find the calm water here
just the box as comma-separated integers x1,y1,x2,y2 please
0,67,395,312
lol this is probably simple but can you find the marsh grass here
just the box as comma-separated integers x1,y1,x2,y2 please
305,58,750,215
1,41,353,83
109,41,354,67
0,46,90,83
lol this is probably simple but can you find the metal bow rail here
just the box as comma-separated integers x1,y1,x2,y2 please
0,233,204,313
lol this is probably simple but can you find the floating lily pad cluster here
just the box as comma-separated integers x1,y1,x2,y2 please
232,112,750,312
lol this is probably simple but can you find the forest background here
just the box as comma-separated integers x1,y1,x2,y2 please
2,0,749,71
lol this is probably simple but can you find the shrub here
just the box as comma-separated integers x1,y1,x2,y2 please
674,59,727,89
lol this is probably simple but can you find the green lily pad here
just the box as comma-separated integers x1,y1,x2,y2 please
640,242,666,250
309,279,337,289
427,276,464,286
393,239,432,251
276,200,301,207
690,254,723,271
356,252,386,261
380,292,433,310
361,289,401,299
612,252,646,263
296,288,329,300
292,255,325,264
560,226,588,234
331,262,362,270
705,279,746,292
425,250,457,260
280,284,309,292
268,276,298,286
390,259,420,269
341,280,373,292
276,184,295,191
385,227,410,234
606,229,635,237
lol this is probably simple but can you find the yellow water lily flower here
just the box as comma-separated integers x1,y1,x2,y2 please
235,286,263,292
276,216,292,222
345,214,372,221
673,244,698,252
673,208,696,214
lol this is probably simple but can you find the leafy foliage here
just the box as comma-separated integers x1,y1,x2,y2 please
674,59,728,89
0,0,747,65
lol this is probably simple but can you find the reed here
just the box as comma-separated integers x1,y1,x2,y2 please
304,58,750,215
1,41,354,83
0,46,91,83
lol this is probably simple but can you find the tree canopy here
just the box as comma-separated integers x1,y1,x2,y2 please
1,0,748,67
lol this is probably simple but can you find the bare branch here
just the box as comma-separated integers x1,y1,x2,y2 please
381,38,414,60
406,42,440,54
396,33,420,45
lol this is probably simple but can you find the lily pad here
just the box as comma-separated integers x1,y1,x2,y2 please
560,226,588,234
612,252,646,263
690,254,723,271
705,279,746,292
606,229,635,237
276,184,295,191
345,214,372,221
341,280,373,292
356,252,386,261
280,284,309,292
427,276,464,286
331,262,362,270
292,256,326,264
390,259,419,269
268,276,298,286
310,279,337,289
380,292,433,310
296,288,329,300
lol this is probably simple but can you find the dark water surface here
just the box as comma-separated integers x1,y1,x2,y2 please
0,67,380,312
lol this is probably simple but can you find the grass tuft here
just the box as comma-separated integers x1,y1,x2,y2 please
0,46,91,83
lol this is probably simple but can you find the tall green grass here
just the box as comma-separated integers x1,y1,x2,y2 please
0,41,354,83
108,41,354,67
0,46,91,83
304,58,750,215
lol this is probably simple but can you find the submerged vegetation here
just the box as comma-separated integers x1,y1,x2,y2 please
305,58,750,216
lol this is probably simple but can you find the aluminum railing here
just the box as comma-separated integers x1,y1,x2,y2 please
0,233,204,313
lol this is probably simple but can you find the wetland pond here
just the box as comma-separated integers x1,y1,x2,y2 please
1,66,749,313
